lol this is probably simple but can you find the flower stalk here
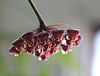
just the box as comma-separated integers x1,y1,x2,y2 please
50,24,73,29
28,0,47,29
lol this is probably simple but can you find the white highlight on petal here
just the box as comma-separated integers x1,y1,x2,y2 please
14,54,19,57
68,49,72,52
61,49,68,54
38,49,41,53
38,57,41,60
61,40,67,45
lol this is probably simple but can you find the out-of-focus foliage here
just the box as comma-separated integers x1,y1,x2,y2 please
55,48,80,70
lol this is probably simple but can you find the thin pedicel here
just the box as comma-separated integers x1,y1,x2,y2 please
28,0,47,29
9,0,82,60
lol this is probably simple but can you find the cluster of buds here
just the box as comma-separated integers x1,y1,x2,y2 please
9,0,82,60
9,25,82,60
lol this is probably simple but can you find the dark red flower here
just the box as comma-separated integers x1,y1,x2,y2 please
9,46,22,56
9,26,82,60
9,0,82,61
12,39,25,50
51,30,64,40
35,51,41,57
38,32,49,42
9,24,82,61
22,32,34,44
75,35,82,46
40,55,47,60
24,44,34,53
67,29,79,40
61,44,71,54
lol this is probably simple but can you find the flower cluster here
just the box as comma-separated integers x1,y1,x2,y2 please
9,25,82,60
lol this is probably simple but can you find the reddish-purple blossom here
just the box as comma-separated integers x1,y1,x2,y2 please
9,25,82,60
12,39,25,50
8,0,82,60
51,30,64,40
22,32,34,44
8,0,83,61
9,46,22,56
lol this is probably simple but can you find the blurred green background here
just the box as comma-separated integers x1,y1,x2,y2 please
0,0,100,76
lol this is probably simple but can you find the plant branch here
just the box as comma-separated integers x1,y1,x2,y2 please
28,0,47,29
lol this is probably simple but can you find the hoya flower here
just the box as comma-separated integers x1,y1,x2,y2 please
9,0,82,60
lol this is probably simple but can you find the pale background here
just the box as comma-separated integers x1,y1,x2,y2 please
0,0,100,76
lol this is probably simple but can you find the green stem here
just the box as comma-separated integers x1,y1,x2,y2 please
28,0,47,29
